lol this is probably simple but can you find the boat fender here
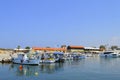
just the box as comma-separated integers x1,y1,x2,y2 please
19,65,23,70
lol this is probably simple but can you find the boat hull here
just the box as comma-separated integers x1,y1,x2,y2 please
12,59,40,65
99,52,119,58
40,59,55,63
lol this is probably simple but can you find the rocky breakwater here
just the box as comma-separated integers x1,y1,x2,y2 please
0,49,17,63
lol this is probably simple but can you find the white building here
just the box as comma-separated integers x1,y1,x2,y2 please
84,47,100,53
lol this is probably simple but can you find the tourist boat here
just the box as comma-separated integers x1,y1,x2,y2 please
99,51,119,58
12,52,40,65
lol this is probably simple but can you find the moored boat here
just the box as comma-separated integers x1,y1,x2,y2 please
71,53,86,60
99,51,119,58
40,53,55,63
12,52,40,65
53,52,65,63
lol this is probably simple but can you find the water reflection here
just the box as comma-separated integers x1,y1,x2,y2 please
9,63,64,76
39,63,64,74
99,57,117,64
9,64,39,76
99,57,119,68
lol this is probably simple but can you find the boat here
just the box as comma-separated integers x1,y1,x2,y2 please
64,53,73,60
40,58,55,63
99,51,119,58
71,53,86,60
40,53,55,63
12,52,40,65
53,52,65,63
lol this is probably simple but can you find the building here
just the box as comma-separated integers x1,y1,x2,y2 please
67,45,84,53
32,47,66,53
84,47,100,53
14,48,30,53
32,46,100,53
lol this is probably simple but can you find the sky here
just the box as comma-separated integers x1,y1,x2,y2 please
0,0,120,48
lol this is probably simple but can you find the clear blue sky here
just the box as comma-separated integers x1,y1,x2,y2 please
0,0,120,48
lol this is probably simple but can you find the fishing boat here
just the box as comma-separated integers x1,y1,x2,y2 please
53,52,65,63
12,52,40,65
40,58,55,63
71,53,86,60
40,53,55,63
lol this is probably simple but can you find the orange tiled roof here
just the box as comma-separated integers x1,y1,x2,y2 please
67,46,84,49
32,47,66,51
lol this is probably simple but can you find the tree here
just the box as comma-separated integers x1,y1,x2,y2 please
16,45,21,52
99,45,106,51
17,45,21,49
111,45,118,50
25,46,30,49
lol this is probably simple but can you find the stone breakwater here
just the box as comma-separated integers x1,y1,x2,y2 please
0,50,17,63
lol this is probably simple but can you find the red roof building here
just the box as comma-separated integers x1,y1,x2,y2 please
32,47,66,53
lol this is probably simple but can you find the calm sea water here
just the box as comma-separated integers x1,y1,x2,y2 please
1,56,120,80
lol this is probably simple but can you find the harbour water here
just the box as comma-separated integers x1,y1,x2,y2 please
1,56,120,80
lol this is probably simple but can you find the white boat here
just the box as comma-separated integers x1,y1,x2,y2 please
12,53,40,65
99,51,119,58
64,53,73,60
68,52,86,60
40,53,55,63
40,58,55,63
